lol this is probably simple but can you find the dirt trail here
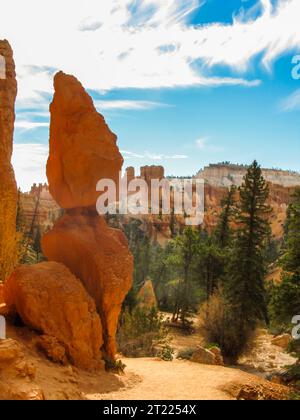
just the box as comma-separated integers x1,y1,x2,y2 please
85,357,287,400
5,324,291,400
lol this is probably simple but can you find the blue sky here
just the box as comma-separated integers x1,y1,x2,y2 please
0,0,300,190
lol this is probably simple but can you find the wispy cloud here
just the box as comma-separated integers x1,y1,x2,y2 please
195,137,222,152
279,89,300,112
12,143,48,191
2,0,298,103
121,150,188,160
78,17,102,32
95,100,169,111
15,121,49,131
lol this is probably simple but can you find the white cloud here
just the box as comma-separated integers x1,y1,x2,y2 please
195,137,222,152
2,0,298,105
15,121,49,130
12,143,48,191
95,100,168,111
121,150,188,160
279,89,300,112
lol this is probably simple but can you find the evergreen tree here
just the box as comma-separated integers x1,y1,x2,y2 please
33,226,42,262
223,161,271,359
227,161,271,322
215,185,236,248
171,227,199,324
281,189,300,274
269,189,300,325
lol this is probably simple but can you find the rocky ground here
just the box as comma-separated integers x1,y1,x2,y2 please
0,321,294,400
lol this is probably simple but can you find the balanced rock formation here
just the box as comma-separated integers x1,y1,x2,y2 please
47,72,123,209
42,210,133,360
42,72,133,362
0,40,18,282
4,262,103,369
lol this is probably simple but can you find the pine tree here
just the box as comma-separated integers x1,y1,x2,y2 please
223,161,271,359
227,161,271,321
281,188,300,274
33,226,42,262
215,185,236,248
269,188,300,325
171,227,199,324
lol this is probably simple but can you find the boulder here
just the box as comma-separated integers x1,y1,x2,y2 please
0,40,18,282
3,262,103,369
191,346,221,366
209,346,224,366
47,71,123,209
41,211,133,360
271,334,291,350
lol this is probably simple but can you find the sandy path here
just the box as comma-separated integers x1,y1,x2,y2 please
85,358,276,400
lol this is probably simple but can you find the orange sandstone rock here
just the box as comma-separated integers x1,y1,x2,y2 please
4,262,103,369
41,210,133,360
0,40,18,282
47,71,123,209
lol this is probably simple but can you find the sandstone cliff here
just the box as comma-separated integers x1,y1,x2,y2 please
0,40,18,282
197,163,300,188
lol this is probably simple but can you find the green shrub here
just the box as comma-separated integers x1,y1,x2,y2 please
117,306,168,358
105,359,126,374
157,344,174,361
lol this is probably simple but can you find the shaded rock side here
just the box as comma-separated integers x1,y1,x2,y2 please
47,71,123,209
41,210,133,360
0,40,18,282
3,262,103,369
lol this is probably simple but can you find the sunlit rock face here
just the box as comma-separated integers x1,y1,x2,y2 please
42,72,133,361
47,71,123,210
4,262,103,370
0,40,18,282
42,211,133,360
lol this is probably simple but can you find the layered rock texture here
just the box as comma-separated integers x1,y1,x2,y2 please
47,72,123,209
42,211,133,359
0,40,18,282
197,163,300,188
4,262,103,369
41,72,133,361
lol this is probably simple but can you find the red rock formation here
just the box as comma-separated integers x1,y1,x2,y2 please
41,72,133,361
0,40,18,282
47,72,123,209
140,165,164,185
126,167,135,185
41,210,133,360
4,262,103,369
